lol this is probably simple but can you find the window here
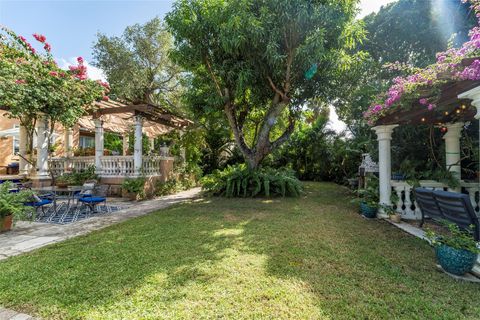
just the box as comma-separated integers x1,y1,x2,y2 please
13,124,19,155
79,135,95,148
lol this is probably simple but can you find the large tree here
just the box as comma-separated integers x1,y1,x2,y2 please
93,17,183,110
166,0,363,169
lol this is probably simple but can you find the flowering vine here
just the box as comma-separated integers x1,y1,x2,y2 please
364,0,480,125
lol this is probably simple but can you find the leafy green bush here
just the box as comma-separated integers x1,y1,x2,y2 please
0,182,34,220
201,164,302,197
56,166,97,186
121,177,146,194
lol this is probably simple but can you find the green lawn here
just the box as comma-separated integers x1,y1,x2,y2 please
1,182,479,319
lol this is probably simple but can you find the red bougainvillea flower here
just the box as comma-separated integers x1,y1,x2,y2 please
18,36,27,43
43,43,51,52
102,95,109,101
15,79,26,84
77,56,84,64
33,33,46,43
49,71,58,77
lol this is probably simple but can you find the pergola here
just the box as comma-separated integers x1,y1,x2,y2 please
371,79,480,219
12,100,192,183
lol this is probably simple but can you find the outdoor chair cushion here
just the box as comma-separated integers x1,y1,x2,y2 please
414,188,443,224
79,196,106,204
432,190,480,240
25,199,52,207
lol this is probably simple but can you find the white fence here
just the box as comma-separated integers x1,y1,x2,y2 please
391,180,479,220
49,156,174,177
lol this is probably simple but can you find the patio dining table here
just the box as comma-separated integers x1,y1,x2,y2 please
31,186,83,212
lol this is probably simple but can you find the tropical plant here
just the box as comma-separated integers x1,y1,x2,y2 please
166,0,365,169
0,182,33,220
426,222,480,254
121,177,146,194
356,176,380,208
202,164,302,198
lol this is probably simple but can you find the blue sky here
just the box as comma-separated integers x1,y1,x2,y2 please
0,0,395,131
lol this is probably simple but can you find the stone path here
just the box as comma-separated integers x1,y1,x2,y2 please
0,188,202,261
0,308,37,319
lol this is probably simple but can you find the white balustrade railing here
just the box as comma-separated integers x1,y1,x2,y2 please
100,156,134,176
49,155,173,177
391,180,480,220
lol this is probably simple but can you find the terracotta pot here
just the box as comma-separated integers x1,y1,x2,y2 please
56,182,69,188
390,213,402,223
1,215,13,232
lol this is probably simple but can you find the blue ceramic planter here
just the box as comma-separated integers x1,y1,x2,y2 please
435,244,477,276
360,202,377,218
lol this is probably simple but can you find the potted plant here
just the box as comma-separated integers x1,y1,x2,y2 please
55,174,72,188
0,182,33,232
426,222,480,276
356,177,379,218
121,177,146,201
382,204,402,223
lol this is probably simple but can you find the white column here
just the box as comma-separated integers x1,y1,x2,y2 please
64,127,74,158
36,115,49,177
94,119,104,175
372,125,398,218
179,130,186,162
443,122,464,180
149,137,155,155
122,134,129,156
134,116,143,176
18,124,28,175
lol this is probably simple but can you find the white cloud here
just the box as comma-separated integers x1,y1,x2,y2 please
359,0,396,18
58,57,107,82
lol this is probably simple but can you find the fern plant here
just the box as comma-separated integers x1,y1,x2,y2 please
201,164,302,197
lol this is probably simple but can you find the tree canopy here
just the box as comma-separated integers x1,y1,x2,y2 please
166,0,364,169
93,17,183,110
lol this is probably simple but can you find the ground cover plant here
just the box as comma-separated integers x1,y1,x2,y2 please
1,183,480,319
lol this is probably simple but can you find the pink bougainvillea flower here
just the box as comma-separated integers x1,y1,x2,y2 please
419,98,428,105
427,104,436,111
18,36,27,43
102,95,109,101
44,43,51,52
49,71,58,77
15,79,26,84
77,56,84,64
33,33,46,43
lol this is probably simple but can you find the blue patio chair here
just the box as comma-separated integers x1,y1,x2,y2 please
24,194,53,216
73,181,97,204
78,185,109,213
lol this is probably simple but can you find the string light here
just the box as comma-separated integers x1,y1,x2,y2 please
444,111,449,116
461,104,467,110
456,109,461,114
421,117,426,122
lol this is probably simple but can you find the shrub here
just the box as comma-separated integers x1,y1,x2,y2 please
121,177,146,194
0,182,34,220
56,166,97,186
201,164,302,197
